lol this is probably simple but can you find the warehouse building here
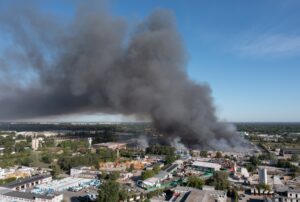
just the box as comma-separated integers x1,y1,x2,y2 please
0,187,63,202
93,142,127,150
191,161,221,172
1,175,52,191
140,163,180,189
70,166,101,178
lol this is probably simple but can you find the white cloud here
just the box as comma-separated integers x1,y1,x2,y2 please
237,34,300,56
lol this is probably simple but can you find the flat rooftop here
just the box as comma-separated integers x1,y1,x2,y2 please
0,187,60,200
3,191,58,200
184,189,226,202
191,161,221,169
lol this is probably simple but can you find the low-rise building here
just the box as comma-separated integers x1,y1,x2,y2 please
172,186,227,202
280,148,300,159
0,166,34,179
0,187,63,202
140,177,161,188
191,161,221,172
70,166,101,179
274,189,300,202
34,177,100,192
93,142,127,150
1,175,52,191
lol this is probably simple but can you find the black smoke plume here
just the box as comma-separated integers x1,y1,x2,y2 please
0,1,245,150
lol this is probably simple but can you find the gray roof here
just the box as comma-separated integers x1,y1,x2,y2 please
155,171,169,179
184,190,227,202
288,189,300,194
3,191,58,200
1,175,51,188
164,164,178,173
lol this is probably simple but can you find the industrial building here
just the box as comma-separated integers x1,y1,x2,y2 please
70,166,101,178
272,189,300,202
35,177,100,192
0,166,34,179
184,189,227,202
172,186,227,202
280,148,300,159
140,163,180,189
1,175,52,191
0,187,63,202
191,161,221,172
93,142,127,150
140,177,161,188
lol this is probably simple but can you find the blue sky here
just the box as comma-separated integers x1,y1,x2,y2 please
2,0,300,122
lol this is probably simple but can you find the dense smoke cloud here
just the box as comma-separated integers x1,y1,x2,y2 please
0,1,246,150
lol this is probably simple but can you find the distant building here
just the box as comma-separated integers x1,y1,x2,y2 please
0,187,63,202
93,142,127,150
31,138,39,151
191,161,221,172
0,166,33,179
280,148,300,159
70,166,100,179
259,167,268,185
99,160,147,171
88,137,92,148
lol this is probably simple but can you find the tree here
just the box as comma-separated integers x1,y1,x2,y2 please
213,171,229,190
257,183,271,192
165,154,176,164
153,165,161,174
43,138,55,147
215,151,222,158
233,189,239,202
250,156,260,165
127,164,134,172
41,154,54,164
146,145,175,155
200,151,208,157
108,171,120,181
15,142,27,153
0,177,16,185
18,157,33,166
291,154,299,162
97,180,120,202
103,128,116,142
141,170,155,180
118,189,129,201
50,164,61,178
186,176,204,189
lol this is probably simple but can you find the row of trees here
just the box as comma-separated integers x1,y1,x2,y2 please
146,145,175,156
236,123,300,134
